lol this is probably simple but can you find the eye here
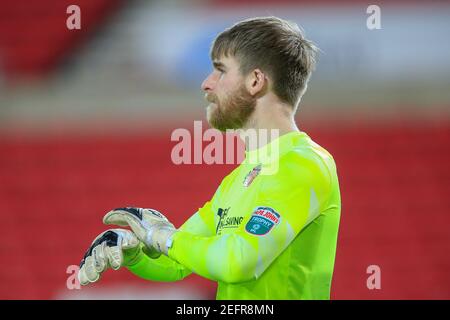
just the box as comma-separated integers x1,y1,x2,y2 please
214,69,224,79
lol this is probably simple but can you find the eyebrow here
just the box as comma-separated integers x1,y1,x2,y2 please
213,61,227,70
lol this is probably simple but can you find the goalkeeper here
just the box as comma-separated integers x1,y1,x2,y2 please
78,16,341,300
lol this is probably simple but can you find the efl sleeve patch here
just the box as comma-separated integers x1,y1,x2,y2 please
245,207,281,236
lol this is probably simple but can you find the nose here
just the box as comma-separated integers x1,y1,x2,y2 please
201,72,215,92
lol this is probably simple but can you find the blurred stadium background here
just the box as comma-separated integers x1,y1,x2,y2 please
0,0,449,299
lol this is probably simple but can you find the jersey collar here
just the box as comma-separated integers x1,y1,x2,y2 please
243,130,309,165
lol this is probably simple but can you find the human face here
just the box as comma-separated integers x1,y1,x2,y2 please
201,56,256,132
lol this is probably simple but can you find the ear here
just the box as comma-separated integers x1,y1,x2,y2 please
245,69,267,96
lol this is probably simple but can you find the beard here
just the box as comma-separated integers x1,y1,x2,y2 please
206,84,256,132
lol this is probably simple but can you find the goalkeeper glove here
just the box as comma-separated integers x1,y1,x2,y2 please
78,229,141,286
103,207,177,256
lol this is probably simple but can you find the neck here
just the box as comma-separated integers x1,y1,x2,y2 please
238,96,299,151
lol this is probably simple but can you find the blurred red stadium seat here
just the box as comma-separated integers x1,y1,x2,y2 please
0,121,449,299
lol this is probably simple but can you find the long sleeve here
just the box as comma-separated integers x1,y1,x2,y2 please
126,201,216,281
126,246,191,282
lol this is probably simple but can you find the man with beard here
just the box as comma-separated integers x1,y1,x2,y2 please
78,16,341,300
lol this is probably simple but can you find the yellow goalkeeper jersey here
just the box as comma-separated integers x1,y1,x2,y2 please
128,130,341,300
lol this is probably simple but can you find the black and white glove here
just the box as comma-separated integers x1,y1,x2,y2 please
103,207,177,256
78,229,141,286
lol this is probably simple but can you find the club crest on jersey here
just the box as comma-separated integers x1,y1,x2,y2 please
245,207,281,236
243,164,262,187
